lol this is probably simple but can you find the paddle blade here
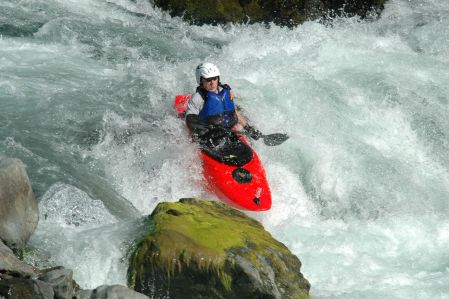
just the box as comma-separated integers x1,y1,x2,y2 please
262,133,289,146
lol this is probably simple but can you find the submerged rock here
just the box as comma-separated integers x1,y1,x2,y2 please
0,158,38,249
128,198,310,299
76,285,149,299
153,0,387,27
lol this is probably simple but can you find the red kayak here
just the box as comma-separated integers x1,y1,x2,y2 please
174,95,272,211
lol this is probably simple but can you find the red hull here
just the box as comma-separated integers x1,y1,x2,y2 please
201,134,271,211
174,94,272,211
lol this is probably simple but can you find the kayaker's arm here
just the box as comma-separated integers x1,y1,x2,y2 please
186,114,214,136
235,109,248,128
235,108,262,140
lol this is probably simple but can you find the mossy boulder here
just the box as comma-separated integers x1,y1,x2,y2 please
128,198,310,299
153,0,307,26
153,0,387,27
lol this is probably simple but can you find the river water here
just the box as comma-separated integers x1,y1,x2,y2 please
1,0,449,297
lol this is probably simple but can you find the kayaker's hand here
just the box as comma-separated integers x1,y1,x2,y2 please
244,125,262,140
193,124,209,137
186,114,217,137
196,123,221,137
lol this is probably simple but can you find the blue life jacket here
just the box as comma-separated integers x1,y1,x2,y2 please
198,85,237,128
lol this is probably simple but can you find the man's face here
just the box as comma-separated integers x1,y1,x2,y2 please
201,76,218,92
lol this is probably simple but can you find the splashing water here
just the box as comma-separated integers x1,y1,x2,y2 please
2,0,449,297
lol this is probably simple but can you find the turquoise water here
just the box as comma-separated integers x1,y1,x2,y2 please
1,0,449,297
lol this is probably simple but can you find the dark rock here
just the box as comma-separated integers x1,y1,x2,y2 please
128,199,310,299
153,0,387,27
0,158,38,249
75,285,149,299
0,274,54,299
323,0,385,18
39,266,75,299
0,239,36,277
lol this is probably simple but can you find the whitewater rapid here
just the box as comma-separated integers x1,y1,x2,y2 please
1,0,449,297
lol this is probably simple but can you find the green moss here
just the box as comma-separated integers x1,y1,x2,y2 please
128,199,310,298
13,247,35,261
150,200,288,259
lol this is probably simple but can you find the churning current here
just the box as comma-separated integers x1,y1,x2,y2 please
1,0,449,297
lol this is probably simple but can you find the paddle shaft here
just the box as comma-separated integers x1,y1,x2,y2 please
228,129,289,146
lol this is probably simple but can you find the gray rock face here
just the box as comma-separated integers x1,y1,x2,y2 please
0,273,54,299
0,239,36,276
0,158,150,299
39,267,75,299
0,251,147,299
76,285,150,299
0,158,38,248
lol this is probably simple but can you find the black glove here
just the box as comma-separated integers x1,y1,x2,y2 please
186,114,218,137
244,125,262,140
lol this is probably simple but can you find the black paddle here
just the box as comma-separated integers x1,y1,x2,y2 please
242,124,289,146
224,128,289,146
259,132,289,146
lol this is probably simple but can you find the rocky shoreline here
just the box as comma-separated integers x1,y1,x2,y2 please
153,0,388,27
0,157,310,298
0,158,148,299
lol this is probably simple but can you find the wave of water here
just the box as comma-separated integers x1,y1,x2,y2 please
1,0,449,297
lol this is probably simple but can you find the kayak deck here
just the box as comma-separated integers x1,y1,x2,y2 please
174,94,272,211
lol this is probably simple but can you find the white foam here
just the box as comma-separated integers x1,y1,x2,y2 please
3,0,449,296
39,182,117,227
31,184,142,289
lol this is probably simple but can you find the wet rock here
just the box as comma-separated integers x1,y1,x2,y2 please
323,0,386,19
0,272,54,299
39,266,76,299
0,239,36,277
153,0,387,27
0,158,38,249
75,285,149,299
0,243,76,299
128,198,310,299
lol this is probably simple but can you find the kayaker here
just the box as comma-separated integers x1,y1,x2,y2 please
185,62,262,140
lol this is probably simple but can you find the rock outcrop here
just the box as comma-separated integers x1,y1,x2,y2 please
0,208,80,299
0,158,39,249
0,239,36,277
76,285,150,299
39,267,76,299
153,0,387,27
0,264,74,299
128,198,310,299
0,157,149,299
0,272,55,299
0,265,150,299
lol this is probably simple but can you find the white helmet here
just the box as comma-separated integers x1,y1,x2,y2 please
195,62,220,85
